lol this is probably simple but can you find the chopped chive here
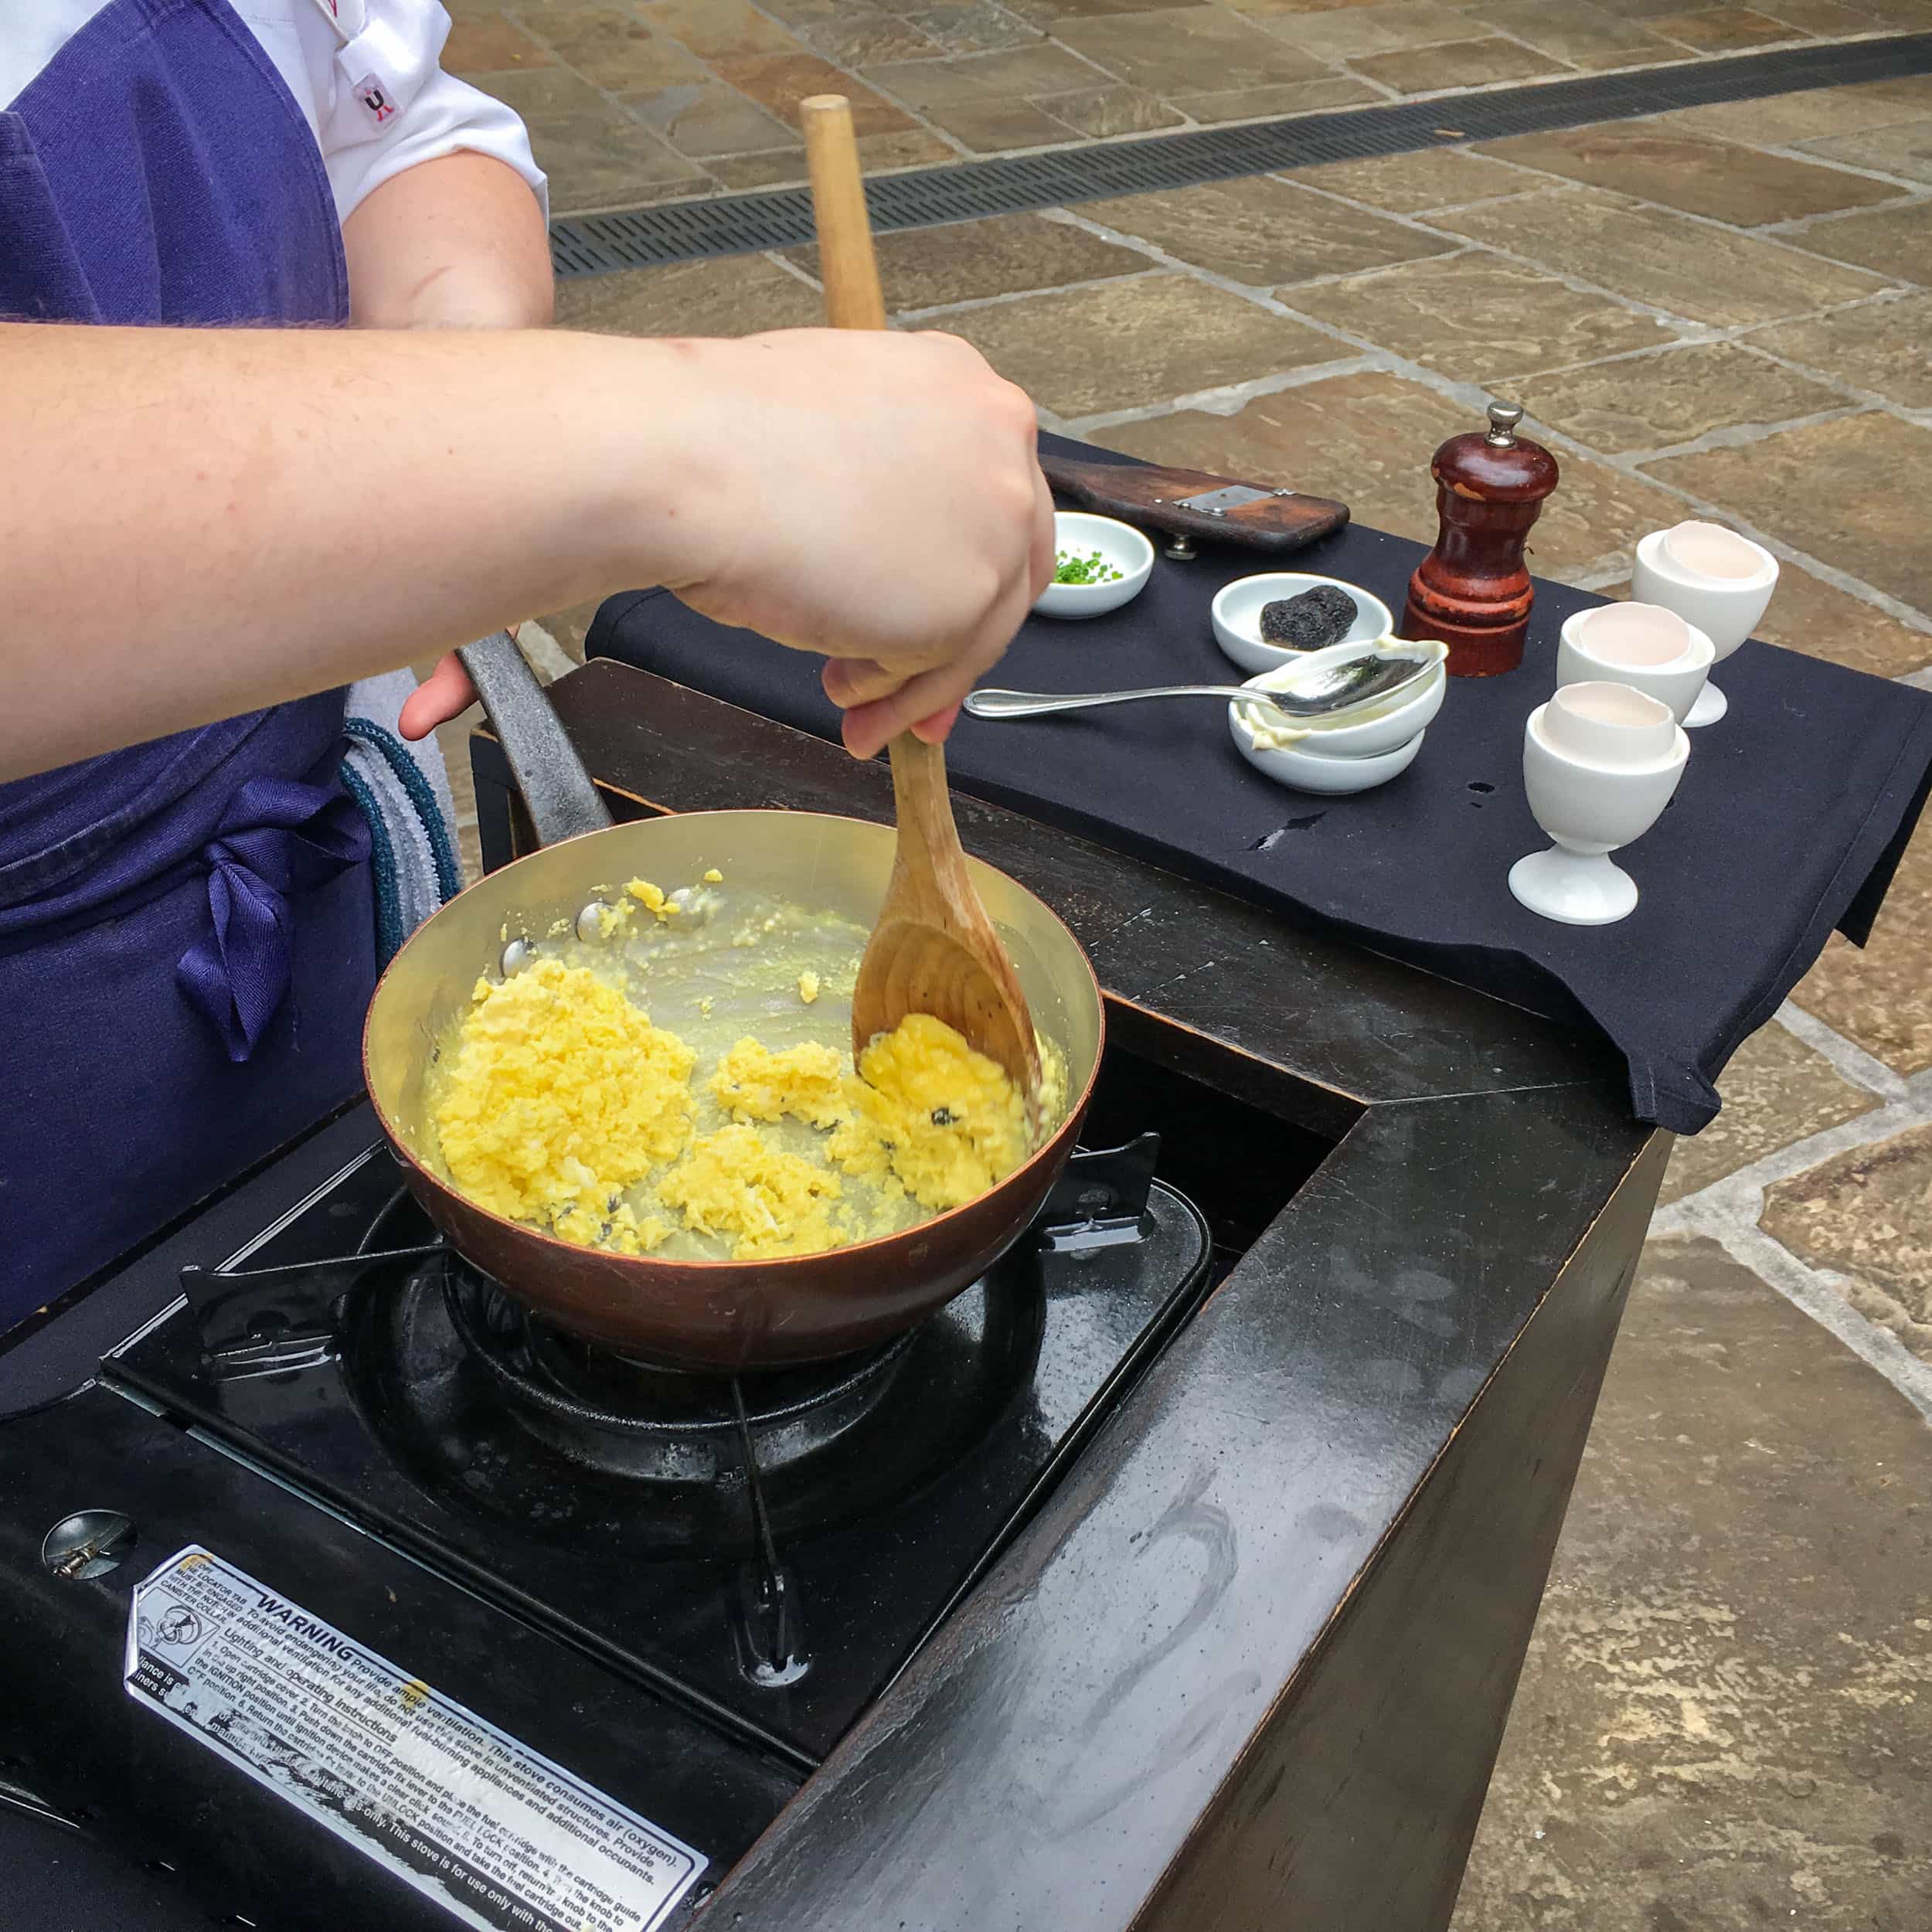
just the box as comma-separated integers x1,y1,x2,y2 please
1053,547,1127,586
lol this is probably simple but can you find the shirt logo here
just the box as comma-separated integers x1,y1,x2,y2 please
355,73,396,124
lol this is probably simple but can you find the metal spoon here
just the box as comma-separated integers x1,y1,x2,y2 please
964,646,1436,724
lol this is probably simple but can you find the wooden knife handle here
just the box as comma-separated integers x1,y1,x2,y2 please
1039,454,1350,554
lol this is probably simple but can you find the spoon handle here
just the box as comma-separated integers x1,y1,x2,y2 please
966,684,1259,719
801,94,886,330
806,94,1040,1100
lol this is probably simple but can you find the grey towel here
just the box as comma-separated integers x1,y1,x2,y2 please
342,668,463,963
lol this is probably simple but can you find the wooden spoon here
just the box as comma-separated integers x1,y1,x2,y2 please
798,94,1043,1104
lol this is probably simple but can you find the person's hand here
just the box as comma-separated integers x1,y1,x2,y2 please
666,328,1054,759
402,328,1050,756
398,652,473,740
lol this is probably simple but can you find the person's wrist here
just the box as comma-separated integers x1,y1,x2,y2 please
594,332,743,599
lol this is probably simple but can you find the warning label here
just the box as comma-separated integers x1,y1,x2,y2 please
125,1547,706,1932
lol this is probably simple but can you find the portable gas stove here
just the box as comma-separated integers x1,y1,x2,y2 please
111,1115,1211,1774
0,1057,1276,1932
0,662,1662,1932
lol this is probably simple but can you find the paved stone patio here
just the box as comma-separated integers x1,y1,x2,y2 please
434,46,1932,1930
441,0,1932,212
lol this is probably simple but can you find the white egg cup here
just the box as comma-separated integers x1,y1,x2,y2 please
1510,683,1689,927
1557,604,1715,724
1630,524,1777,728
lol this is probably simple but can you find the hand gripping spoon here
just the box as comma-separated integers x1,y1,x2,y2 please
798,94,1043,1106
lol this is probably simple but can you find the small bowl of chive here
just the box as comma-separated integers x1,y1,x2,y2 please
1033,512,1155,621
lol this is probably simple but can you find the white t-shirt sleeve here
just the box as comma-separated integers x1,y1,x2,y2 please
300,0,548,226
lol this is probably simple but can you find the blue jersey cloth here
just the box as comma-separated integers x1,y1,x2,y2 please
0,0,376,1322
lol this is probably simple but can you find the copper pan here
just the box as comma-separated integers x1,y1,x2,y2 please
362,634,1103,1371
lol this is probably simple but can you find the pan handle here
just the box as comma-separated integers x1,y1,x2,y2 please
457,630,614,846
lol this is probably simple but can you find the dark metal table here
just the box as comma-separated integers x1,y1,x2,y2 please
471,660,1663,1931
2,652,1661,1932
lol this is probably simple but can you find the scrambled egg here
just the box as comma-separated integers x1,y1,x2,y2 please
624,876,680,922
433,906,1039,1261
434,959,692,1250
553,1199,669,1257
711,1039,849,1130
840,1014,1029,1211
703,1017,1027,1214
588,876,679,937
658,1125,846,1259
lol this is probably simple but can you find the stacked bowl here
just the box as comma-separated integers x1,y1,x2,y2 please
1214,574,1447,795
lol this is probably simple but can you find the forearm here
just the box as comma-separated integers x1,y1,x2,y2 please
2,319,1049,780
0,321,702,781
342,151,553,331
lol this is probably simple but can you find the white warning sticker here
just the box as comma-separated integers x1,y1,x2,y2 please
124,1547,706,1932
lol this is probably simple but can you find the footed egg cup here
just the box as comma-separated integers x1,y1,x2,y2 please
1509,693,1689,926
1557,607,1715,725
1630,528,1777,728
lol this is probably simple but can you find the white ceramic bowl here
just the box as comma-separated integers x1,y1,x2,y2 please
1557,608,1715,725
1231,641,1448,759
1212,572,1393,675
1034,512,1155,620
1231,715,1427,795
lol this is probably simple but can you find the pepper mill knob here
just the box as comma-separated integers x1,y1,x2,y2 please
1400,397,1560,678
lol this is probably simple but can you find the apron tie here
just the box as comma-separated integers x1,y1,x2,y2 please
176,772,371,1062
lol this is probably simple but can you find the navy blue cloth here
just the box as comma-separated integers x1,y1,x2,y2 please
589,435,1932,1137
174,768,372,1060
0,0,373,1319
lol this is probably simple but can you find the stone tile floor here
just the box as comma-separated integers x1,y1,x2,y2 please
447,0,1932,215
436,54,1932,1932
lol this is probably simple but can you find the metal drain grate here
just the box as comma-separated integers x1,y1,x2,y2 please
549,32,1932,279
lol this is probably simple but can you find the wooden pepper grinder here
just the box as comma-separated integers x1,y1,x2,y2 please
1401,400,1560,678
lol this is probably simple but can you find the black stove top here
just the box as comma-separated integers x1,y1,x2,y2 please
104,1127,1213,1770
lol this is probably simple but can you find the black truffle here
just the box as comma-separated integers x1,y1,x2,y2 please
1258,583,1355,650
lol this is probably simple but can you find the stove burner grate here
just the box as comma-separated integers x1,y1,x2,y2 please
443,1265,917,1483
117,1130,1208,1733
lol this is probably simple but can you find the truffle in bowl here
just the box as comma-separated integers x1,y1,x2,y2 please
1213,573,1393,675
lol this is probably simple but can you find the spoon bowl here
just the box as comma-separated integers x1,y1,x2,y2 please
1237,640,1447,756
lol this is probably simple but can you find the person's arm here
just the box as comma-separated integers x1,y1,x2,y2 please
0,321,1051,783
341,150,553,332
340,146,554,737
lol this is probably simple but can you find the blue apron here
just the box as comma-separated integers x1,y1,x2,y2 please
0,0,376,1324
